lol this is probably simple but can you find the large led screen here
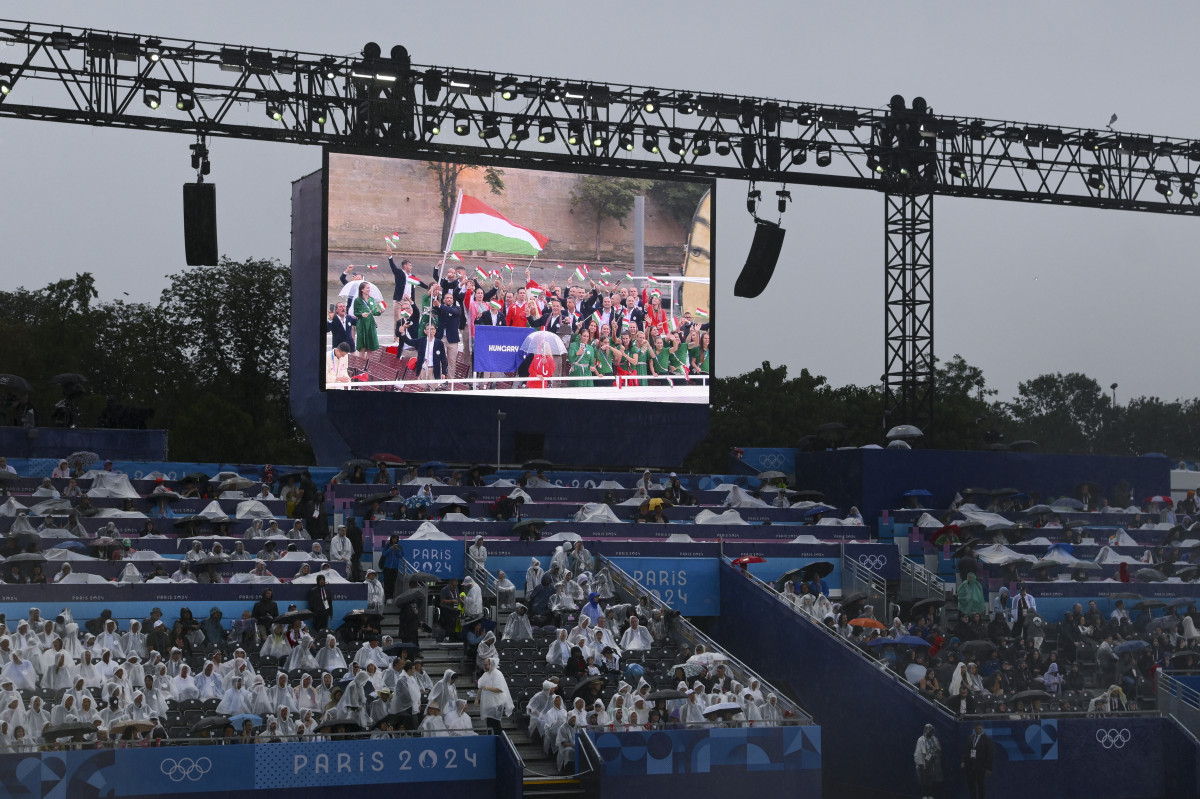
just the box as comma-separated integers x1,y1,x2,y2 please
322,152,712,404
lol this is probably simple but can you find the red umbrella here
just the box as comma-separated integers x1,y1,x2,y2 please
370,453,405,466
849,617,886,629
732,556,767,566
1147,496,1173,505
930,524,962,546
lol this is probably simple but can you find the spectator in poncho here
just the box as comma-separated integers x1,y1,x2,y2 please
957,572,987,618
476,658,514,734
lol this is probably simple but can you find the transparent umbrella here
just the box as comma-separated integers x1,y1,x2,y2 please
519,331,567,356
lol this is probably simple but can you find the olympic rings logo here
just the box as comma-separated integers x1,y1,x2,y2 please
760,454,785,468
1095,729,1131,749
160,757,212,782
858,554,887,571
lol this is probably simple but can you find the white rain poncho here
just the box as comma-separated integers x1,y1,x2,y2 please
477,661,514,722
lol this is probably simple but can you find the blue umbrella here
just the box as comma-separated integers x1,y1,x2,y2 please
868,635,931,648
1114,640,1150,654
804,505,835,518
229,713,263,728
404,494,432,509
49,541,86,551
903,489,933,497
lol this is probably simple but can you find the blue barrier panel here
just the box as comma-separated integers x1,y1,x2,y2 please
0,737,502,799
404,540,465,577
591,726,821,796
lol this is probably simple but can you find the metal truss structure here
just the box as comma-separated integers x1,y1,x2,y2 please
2,19,1198,433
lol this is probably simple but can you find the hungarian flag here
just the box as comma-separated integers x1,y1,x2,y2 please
625,272,634,281
528,287,544,298
503,264,513,276
599,266,611,276
694,307,709,318
556,263,564,269
645,275,661,284
488,300,502,314
475,266,489,281
448,195,549,256
573,265,589,281
366,264,378,270
448,252,462,262
391,232,401,245
667,317,678,333
406,275,422,287
385,238,395,249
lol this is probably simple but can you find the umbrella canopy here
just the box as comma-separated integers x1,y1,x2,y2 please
229,713,264,728
275,609,314,625
173,515,208,527
1148,617,1180,631
868,635,931,648
340,279,383,303
569,676,606,703
799,560,835,579
355,491,396,507
468,464,497,476
886,440,911,450
645,689,688,701
342,458,376,472
1147,495,1173,505
190,716,233,735
701,701,743,719
757,470,788,480
147,491,181,503
49,541,86,551
960,639,997,656
839,592,868,607
403,494,433,509
1136,569,1168,583
669,663,705,680
1008,440,1039,451
218,476,256,491
911,598,946,615
405,572,440,584
314,720,366,734
66,451,100,468
3,553,46,564
1133,599,1166,610
343,609,383,623
1166,597,1195,609
732,556,767,566
373,713,409,730
383,642,421,657
43,722,98,741
1010,690,1052,703
519,330,568,356
930,525,963,546
903,489,933,498
849,617,885,629
523,459,554,469
109,719,156,735
1023,504,1054,515
49,373,88,384
370,453,405,466
886,424,924,440
1050,498,1086,510
393,588,425,607
0,374,32,393
420,460,448,471
512,518,548,536
1114,640,1150,654
686,652,729,666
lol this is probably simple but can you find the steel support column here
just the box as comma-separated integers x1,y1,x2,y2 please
883,192,934,436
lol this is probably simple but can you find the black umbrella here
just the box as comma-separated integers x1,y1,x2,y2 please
342,459,376,472
1136,569,1168,583
523,459,554,469
839,592,868,607
180,472,210,483
816,422,847,435
274,609,314,625
173,515,208,527
405,572,440,584
0,374,32,393
369,453,406,466
792,490,825,501
0,471,20,484
66,451,99,468
1109,592,1144,601
1133,599,1167,610
315,720,365,734
512,518,548,537
3,553,46,564
952,540,982,559
570,676,606,704
1010,689,1052,703
990,488,1021,497
1008,440,1039,452
1148,617,1180,631
189,716,233,735
146,491,181,503
393,588,425,607
383,642,421,657
911,598,946,615
373,713,409,730
343,609,383,623
355,491,396,507
42,722,97,741
645,689,687,701
49,373,88,384
960,639,997,656
799,560,835,579
469,464,497,476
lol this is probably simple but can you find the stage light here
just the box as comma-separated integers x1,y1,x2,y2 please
1,76,14,95
219,47,247,72
265,100,282,121
740,136,756,169
714,137,731,156
1181,180,1197,199
788,141,806,167
968,120,987,141
145,38,163,62
776,189,792,214
1086,166,1105,191
499,76,517,100
667,135,685,156
642,128,660,153
591,123,608,148
762,102,780,133
424,69,443,101
765,137,781,170
424,114,441,136
454,114,470,136
692,136,711,156
509,117,530,142
1155,178,1172,197
641,90,659,113
49,31,73,50
815,143,832,167
949,154,966,180
175,90,195,111
309,104,328,126
543,81,562,102
320,57,339,80
740,98,757,129
618,126,634,151
746,188,761,215
143,88,160,110
479,113,501,139
537,119,555,143
567,121,583,146
677,93,694,114
190,142,209,171
867,155,881,174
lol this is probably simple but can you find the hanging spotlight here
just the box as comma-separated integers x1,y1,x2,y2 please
479,113,501,140
776,189,792,214
714,137,732,156
1181,179,1197,200
642,128,660,154
499,76,517,100
320,57,339,81
739,98,757,129
676,92,694,114
765,137,781,170
949,154,966,180
746,188,761,215
424,114,441,136
1086,166,1105,191
867,155,881,174
509,116,530,142
143,86,161,110
454,114,470,136
145,38,163,62
617,126,634,151
641,90,659,113
567,121,583,146
591,123,608,148
175,90,195,112
815,143,832,167
667,135,685,156
0,76,11,96
1155,178,1173,197
692,135,711,156
537,119,556,143
310,104,328,125
264,95,282,121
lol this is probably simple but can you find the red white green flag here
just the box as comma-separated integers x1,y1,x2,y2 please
573,265,589,281
488,300,502,313
447,195,549,256
448,252,462,262
475,266,489,281
694,307,708,318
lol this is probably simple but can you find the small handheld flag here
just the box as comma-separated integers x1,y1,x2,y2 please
367,264,378,270
694,307,709,318
448,252,462,262
599,266,611,276
406,275,421,286
556,263,564,269
475,266,489,281
645,275,661,284
625,272,634,281
385,238,395,249
573,265,590,282
503,264,514,276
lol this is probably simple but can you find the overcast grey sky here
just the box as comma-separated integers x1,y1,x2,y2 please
3,1,1197,403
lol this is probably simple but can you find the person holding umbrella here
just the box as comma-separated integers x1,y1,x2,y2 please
352,281,384,353
914,723,944,799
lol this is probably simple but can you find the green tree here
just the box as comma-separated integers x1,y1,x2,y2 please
931,354,1009,451
570,175,654,259
647,180,710,227
1007,372,1115,454
428,162,505,249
